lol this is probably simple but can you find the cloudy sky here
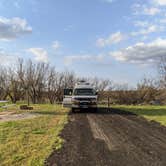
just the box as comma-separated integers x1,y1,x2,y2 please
0,0,166,86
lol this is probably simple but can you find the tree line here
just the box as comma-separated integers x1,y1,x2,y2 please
0,59,76,104
0,57,166,105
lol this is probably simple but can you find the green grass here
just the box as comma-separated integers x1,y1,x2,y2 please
112,105,166,126
0,101,13,112
0,104,69,166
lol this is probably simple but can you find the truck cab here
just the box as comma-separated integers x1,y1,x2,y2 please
62,81,98,112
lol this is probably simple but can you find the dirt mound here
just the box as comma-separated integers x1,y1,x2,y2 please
46,108,166,166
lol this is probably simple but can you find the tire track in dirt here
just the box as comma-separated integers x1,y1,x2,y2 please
87,114,112,151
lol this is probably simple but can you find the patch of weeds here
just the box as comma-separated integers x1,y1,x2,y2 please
12,154,25,162
2,121,18,128
32,129,46,134
28,157,43,166
53,137,64,150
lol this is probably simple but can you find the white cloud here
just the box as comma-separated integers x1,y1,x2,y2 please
132,4,160,15
153,0,166,5
96,38,106,47
0,17,32,41
143,7,160,15
131,25,163,36
159,18,166,24
110,38,166,64
64,54,106,65
132,4,143,15
0,49,18,65
64,55,92,65
134,21,150,27
52,41,61,50
96,32,125,47
28,48,48,63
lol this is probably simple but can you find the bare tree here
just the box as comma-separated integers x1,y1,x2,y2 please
0,67,9,100
47,67,59,104
158,56,166,88
26,60,49,104
17,59,49,104
7,67,23,103
137,77,157,104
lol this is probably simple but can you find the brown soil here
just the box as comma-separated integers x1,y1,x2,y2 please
46,108,166,166
0,112,40,122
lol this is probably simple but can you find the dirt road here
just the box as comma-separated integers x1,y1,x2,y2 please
46,108,166,166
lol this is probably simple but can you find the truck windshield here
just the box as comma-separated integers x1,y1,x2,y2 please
74,88,95,96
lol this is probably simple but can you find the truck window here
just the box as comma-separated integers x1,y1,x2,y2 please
73,88,95,96
64,89,73,96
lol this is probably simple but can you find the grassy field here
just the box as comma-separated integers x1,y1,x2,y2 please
0,104,69,166
112,105,166,126
0,102,10,112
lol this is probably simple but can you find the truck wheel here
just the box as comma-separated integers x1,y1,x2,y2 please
72,108,76,113
93,108,98,113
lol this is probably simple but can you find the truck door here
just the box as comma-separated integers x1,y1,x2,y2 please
62,89,73,107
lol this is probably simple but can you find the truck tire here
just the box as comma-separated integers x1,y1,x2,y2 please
72,108,76,113
93,108,98,113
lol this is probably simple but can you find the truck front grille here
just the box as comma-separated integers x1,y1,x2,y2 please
75,98,95,101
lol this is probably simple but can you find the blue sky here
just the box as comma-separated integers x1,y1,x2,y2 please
0,0,166,86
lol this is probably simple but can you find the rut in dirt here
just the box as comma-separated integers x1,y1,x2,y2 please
46,108,166,166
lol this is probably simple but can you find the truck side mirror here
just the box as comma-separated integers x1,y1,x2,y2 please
95,91,98,95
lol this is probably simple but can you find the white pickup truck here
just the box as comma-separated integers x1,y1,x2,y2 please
62,81,98,112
